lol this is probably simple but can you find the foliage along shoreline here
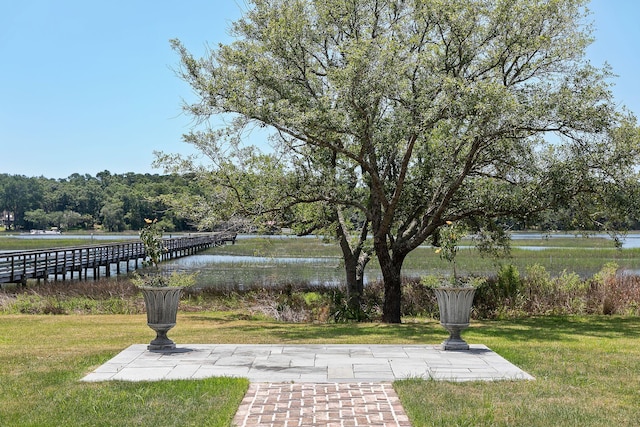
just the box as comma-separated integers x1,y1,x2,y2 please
0,172,199,233
3,171,640,236
1,261,639,321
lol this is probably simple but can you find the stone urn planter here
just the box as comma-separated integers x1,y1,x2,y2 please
136,220,197,351
433,286,476,351
140,286,183,351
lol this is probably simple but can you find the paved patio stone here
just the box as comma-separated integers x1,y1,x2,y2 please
82,343,534,383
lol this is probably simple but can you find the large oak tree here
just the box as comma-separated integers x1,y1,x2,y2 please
169,0,640,322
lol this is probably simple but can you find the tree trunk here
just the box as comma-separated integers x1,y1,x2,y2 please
343,254,364,315
381,265,402,323
375,237,405,323
338,234,370,318
336,208,370,319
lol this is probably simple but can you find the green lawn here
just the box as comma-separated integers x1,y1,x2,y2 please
1,313,638,426
397,316,640,426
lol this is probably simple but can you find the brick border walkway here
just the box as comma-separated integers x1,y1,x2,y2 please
232,382,412,427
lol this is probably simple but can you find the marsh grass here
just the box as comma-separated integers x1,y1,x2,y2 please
0,278,143,315
3,263,640,319
510,236,616,248
214,236,343,258
3,235,638,284
401,246,640,278
209,236,640,280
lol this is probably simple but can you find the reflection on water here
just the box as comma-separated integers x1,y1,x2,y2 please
161,254,354,290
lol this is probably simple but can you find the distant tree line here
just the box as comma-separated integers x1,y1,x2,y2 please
2,170,639,234
0,171,201,232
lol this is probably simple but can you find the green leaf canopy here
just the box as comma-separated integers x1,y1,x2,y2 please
171,0,640,322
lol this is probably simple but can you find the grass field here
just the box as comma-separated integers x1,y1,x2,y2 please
396,316,640,426
1,313,638,426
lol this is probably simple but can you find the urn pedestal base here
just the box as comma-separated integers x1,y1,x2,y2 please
440,322,470,350
147,323,176,351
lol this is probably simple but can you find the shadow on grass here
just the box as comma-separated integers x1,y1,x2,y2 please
183,313,640,346
186,314,447,343
470,315,640,342
241,323,443,343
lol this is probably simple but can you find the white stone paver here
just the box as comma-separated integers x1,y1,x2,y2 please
81,343,534,383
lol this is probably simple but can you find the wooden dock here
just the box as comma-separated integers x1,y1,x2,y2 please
0,233,236,285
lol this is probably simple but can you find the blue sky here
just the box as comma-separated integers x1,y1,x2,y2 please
1,0,638,179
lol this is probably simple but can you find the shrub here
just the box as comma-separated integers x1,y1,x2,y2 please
241,283,337,322
402,277,438,317
329,285,380,322
473,265,522,319
522,266,587,315
497,264,521,301
587,263,640,315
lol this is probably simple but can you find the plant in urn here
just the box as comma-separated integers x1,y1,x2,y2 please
134,219,195,351
431,221,480,351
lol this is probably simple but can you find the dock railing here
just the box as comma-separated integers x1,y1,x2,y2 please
0,232,236,285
